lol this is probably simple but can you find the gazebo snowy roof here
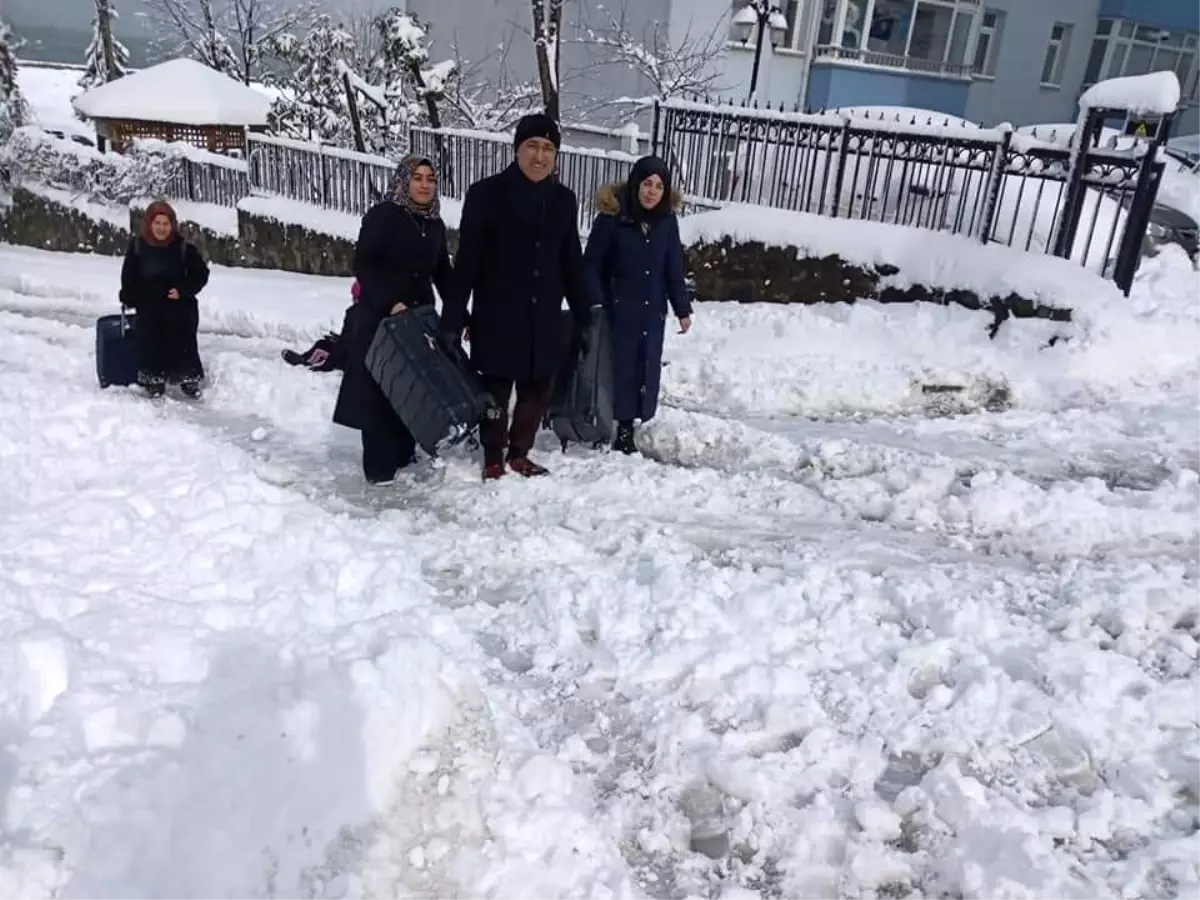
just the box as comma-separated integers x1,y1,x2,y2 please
72,58,271,153
73,58,271,126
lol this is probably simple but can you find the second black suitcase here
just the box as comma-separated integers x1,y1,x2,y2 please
547,307,614,450
365,306,499,456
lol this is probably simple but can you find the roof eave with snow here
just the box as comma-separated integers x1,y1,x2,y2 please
71,58,271,128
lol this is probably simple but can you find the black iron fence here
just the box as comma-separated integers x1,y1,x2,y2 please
60,98,1162,293
653,99,1170,293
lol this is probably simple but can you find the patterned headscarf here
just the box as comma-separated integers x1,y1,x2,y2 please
385,154,441,220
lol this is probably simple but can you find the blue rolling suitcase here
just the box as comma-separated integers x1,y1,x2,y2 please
365,306,500,457
96,308,139,388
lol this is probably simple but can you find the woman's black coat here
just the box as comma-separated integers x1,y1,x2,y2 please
119,235,209,380
442,164,591,381
332,200,452,432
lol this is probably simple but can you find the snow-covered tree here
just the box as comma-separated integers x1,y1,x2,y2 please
140,0,315,84
266,16,362,145
79,0,131,91
529,0,564,121
371,8,456,131
0,17,26,140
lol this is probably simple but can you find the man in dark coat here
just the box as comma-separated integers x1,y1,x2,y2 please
440,112,592,481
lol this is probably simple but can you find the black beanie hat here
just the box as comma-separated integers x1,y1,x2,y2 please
513,112,562,152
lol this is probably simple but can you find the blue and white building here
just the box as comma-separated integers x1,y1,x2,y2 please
725,0,1198,133
405,0,1199,134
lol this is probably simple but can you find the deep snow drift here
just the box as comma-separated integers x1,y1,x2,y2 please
0,242,1197,899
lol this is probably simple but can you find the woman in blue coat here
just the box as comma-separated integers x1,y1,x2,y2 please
584,155,693,453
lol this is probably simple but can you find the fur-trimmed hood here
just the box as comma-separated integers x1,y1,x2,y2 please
595,180,684,217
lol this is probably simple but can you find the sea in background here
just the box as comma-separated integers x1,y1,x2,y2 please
11,23,162,68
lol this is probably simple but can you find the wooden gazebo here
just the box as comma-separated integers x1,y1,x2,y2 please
72,58,271,154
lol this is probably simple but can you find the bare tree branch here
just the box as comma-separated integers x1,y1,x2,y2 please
575,3,729,102
440,27,540,130
140,0,316,84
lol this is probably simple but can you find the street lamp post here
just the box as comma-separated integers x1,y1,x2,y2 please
732,1,789,101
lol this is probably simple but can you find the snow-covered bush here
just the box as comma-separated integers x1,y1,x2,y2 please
0,126,181,204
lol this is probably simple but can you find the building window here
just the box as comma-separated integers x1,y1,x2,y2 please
1041,21,1073,86
813,0,979,73
1084,18,1199,103
782,0,803,49
973,9,1004,76
816,0,838,46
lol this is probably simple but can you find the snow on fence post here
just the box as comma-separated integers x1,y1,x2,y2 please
1050,107,1104,259
1110,110,1175,296
976,127,1012,244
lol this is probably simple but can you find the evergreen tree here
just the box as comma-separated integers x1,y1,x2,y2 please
0,17,26,140
79,0,130,91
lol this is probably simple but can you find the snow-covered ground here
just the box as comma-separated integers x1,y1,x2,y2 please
14,65,93,138
0,242,1197,899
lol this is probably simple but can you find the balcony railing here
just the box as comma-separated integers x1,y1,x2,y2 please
812,45,974,79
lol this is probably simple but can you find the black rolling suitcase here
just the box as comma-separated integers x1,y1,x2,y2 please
365,306,499,456
547,307,614,451
96,307,139,388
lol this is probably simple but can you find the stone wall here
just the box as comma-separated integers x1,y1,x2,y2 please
684,237,1073,331
0,187,129,256
236,208,355,277
3,184,1073,333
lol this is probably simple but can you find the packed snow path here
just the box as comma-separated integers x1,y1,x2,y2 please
0,246,1197,899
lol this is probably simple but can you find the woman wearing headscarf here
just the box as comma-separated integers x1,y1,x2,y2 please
118,199,210,398
332,155,453,485
583,155,693,454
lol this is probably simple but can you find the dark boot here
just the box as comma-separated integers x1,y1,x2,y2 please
507,455,549,477
180,380,202,399
140,371,166,398
483,462,506,481
281,349,306,366
613,421,636,455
